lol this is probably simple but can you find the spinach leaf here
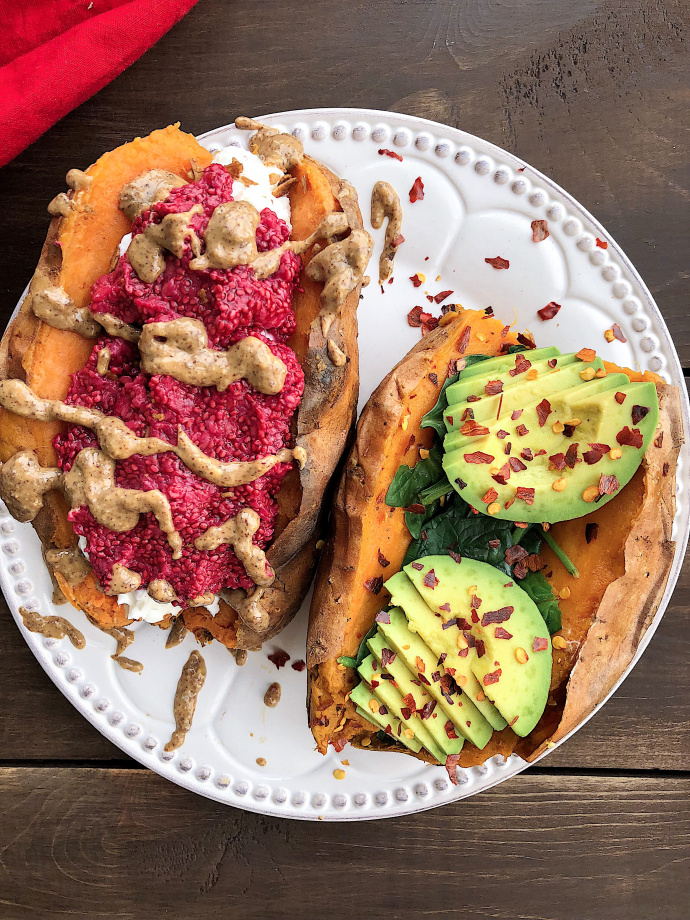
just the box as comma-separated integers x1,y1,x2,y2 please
385,444,445,508
337,622,378,670
420,345,527,439
519,570,562,634
403,492,516,573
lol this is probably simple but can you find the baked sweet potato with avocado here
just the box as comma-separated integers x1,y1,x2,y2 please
307,308,682,768
0,121,371,649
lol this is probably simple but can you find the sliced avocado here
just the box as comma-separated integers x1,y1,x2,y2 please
445,353,577,413
441,353,659,523
404,555,551,737
448,347,561,387
368,632,463,757
385,571,506,731
376,607,493,749
358,654,447,763
350,682,423,753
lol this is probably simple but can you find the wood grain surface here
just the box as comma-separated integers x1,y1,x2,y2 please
0,0,688,917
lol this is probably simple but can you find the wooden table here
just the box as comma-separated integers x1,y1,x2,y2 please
1,1,688,917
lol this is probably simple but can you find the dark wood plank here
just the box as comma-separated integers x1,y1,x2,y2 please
0,0,688,362
0,768,688,920
2,550,688,767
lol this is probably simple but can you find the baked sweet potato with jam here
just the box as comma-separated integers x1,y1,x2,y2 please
0,128,365,646
306,311,683,765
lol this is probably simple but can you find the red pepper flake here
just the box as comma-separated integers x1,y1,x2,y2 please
632,405,650,425
460,419,491,436
445,720,458,739
508,457,527,472
536,398,552,427
505,545,529,565
488,539,501,549
511,409,523,420
420,701,436,720
407,305,423,327
391,234,405,248
423,569,439,589
457,325,472,355
504,442,512,455
370,679,380,689
410,562,424,571
332,736,348,752
461,408,475,422
401,692,416,713
521,447,534,461
598,473,620,495
405,503,425,514
501,324,510,338
267,648,290,669
410,273,423,287
481,607,514,626
365,575,384,595
612,323,627,343
485,256,510,269
516,424,529,437
509,354,532,377
417,673,431,686
446,416,453,426
439,602,451,613
526,554,545,572
616,426,644,449
492,462,512,485
377,549,390,568
375,610,391,624
615,391,627,404
595,238,608,249
483,669,502,686
565,443,580,468
531,219,549,242
583,445,607,464
409,176,425,202
428,372,439,386
549,452,566,471
516,486,535,505
496,393,504,419
538,301,561,321
432,290,453,304
532,637,549,652
575,347,596,363
466,395,480,404
381,648,396,667
654,432,664,448
291,659,306,672
310,715,328,727
563,423,578,438
405,434,416,454
445,753,462,785
585,522,599,544
448,549,463,564
663,462,670,477
535,449,547,456
496,429,509,440
481,488,499,505
494,627,513,640
475,639,486,658
548,358,558,368
517,332,537,350
485,379,503,396
421,314,439,336
463,451,494,464
378,148,403,161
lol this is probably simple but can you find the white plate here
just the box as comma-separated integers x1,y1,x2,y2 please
2,109,688,822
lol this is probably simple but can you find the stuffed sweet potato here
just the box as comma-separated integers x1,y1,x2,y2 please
307,308,683,767
0,120,372,649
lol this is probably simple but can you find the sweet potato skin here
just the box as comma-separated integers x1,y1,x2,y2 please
306,309,520,754
0,131,362,646
307,324,683,764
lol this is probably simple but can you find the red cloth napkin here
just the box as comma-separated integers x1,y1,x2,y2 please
0,0,199,168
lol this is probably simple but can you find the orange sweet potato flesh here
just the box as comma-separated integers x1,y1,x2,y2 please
306,309,519,752
308,334,683,764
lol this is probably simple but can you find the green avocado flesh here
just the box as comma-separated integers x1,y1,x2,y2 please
402,555,550,738
442,349,659,523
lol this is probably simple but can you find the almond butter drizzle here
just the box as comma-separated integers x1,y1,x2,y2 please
118,169,188,222
127,205,203,283
90,619,144,673
0,379,306,489
19,606,85,648
194,508,274,586
96,347,112,376
306,229,373,331
138,318,288,394
45,546,91,586
224,585,269,632
235,116,304,172
165,650,206,751
106,563,142,595
371,180,403,284
166,617,188,649
32,286,101,338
